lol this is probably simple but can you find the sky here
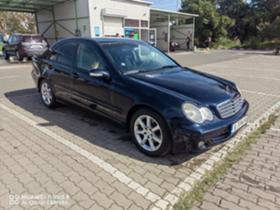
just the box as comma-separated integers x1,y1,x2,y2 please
149,0,181,11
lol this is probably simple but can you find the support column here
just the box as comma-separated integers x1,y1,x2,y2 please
74,0,79,36
51,7,58,41
167,14,170,53
34,12,39,34
192,17,195,49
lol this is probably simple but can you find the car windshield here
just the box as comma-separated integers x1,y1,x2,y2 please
102,41,178,74
23,36,44,43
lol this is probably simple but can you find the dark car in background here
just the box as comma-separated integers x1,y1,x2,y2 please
31,38,249,157
3,33,48,61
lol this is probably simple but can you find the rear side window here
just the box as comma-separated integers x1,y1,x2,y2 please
54,42,77,66
23,36,44,43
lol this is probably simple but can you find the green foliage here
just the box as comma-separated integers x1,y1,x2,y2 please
181,0,235,46
212,37,241,49
0,12,36,35
181,0,280,48
243,38,280,49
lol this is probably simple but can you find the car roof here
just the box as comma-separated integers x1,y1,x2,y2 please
12,33,43,37
51,37,142,50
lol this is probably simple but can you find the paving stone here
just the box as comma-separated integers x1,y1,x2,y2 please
2,54,280,210
193,118,280,210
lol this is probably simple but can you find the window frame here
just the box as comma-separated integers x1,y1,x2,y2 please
52,41,78,67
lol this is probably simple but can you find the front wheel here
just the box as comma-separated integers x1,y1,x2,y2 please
130,109,172,157
40,80,57,108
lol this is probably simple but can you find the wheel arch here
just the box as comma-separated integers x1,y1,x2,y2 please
126,104,169,132
37,77,44,91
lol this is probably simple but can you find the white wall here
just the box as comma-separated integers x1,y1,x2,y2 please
36,0,90,44
88,0,150,37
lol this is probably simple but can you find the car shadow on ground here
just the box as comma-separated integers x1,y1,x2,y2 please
5,88,211,167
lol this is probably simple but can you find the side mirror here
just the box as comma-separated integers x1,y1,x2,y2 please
89,69,110,80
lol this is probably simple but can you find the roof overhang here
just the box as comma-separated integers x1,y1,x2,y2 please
151,8,199,18
127,0,152,5
0,0,69,13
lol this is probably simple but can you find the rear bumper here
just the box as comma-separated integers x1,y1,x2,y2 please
172,101,249,153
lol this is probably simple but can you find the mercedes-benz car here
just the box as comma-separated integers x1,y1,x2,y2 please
31,38,249,157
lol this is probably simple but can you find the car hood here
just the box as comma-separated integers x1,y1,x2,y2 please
129,68,239,105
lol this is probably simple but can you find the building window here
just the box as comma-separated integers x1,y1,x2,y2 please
141,20,148,28
124,19,140,27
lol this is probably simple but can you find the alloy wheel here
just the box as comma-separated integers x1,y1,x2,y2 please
134,115,163,152
41,82,53,106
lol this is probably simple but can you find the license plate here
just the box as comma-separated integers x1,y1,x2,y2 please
232,117,247,133
31,45,42,49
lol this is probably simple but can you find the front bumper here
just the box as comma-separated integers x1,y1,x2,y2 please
172,100,249,153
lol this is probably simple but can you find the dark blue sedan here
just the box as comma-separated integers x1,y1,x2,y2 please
31,38,249,156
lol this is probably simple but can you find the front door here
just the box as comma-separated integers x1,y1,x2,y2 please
71,41,116,116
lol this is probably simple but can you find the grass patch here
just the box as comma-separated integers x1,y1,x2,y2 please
174,115,278,210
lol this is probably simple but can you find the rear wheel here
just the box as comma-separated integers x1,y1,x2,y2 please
130,109,172,157
40,80,57,108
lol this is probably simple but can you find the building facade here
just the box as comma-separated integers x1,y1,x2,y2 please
36,0,197,51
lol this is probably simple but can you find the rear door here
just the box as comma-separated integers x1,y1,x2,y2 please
46,41,78,101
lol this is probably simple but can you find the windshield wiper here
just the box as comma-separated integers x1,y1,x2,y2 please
156,65,178,70
123,69,146,75
123,65,178,76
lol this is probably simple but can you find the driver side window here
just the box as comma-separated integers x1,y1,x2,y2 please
77,43,105,72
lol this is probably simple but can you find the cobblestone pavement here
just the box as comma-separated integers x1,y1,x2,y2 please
0,52,280,210
193,116,280,210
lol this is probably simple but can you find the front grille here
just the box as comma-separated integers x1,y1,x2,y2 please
217,96,244,119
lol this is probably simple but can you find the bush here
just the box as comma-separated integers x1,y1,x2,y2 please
242,37,280,49
212,37,241,49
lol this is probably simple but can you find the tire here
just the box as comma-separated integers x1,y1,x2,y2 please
16,51,23,61
130,109,172,157
39,80,57,109
3,50,9,60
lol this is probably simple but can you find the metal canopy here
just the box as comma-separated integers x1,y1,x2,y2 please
151,8,198,19
0,0,69,13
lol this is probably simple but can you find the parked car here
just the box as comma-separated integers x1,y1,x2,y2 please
31,38,249,156
3,33,48,61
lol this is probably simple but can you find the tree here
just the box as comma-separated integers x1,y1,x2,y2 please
0,12,36,36
181,0,234,46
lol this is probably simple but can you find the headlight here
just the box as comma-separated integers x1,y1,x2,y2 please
182,103,213,124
